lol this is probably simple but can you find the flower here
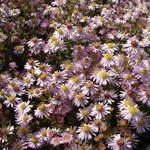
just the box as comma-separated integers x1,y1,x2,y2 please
34,103,47,118
28,134,41,148
16,114,33,125
15,101,32,114
108,134,132,150
61,133,73,144
90,102,111,120
77,123,98,140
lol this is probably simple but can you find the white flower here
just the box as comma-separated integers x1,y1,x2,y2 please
90,103,111,119
34,104,47,119
108,134,132,150
15,101,32,114
101,42,117,53
77,123,98,140
16,114,33,125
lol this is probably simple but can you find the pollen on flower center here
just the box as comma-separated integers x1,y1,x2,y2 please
104,53,112,60
39,73,47,80
99,71,108,79
72,76,80,83
96,104,104,112
8,95,15,102
124,99,133,106
85,81,93,89
22,116,28,122
125,74,132,80
24,78,31,83
20,103,27,110
82,124,90,133
38,104,46,111
82,110,88,117
31,136,38,143
129,106,138,115
61,85,69,92
145,90,150,97
76,93,84,101
107,43,114,49
40,130,47,136
141,68,147,75
138,118,145,126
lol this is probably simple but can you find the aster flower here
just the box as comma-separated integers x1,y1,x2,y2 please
108,134,132,150
17,125,30,137
11,140,27,150
52,70,67,83
101,42,117,53
34,103,47,118
28,134,42,149
37,73,50,87
73,92,89,107
131,114,150,133
90,102,111,120
138,88,150,106
77,123,98,140
91,69,112,85
4,95,20,107
120,105,142,121
81,80,99,95
38,128,49,142
77,108,91,122
16,114,33,125
15,101,32,114
61,133,73,144
14,45,24,54
51,136,62,146
9,9,20,16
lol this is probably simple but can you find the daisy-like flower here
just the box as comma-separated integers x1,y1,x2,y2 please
38,128,49,142
61,133,73,144
24,59,39,71
52,0,67,6
34,103,47,118
37,73,50,87
77,123,98,140
16,114,33,125
60,84,72,98
11,140,27,150
90,102,111,120
101,42,117,53
123,37,141,54
15,101,32,114
77,108,91,122
138,88,150,106
120,105,142,121
4,95,20,107
51,136,62,146
68,74,85,89
73,92,88,107
100,53,115,67
28,134,41,149
99,90,117,104
9,8,20,16
14,45,24,54
81,80,98,95
131,114,150,134
23,73,35,88
91,69,112,85
108,134,132,150
17,125,30,137
52,70,67,83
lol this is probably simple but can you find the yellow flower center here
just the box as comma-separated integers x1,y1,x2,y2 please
39,73,47,80
147,24,150,32
125,74,132,80
66,64,73,71
63,135,71,141
129,106,138,115
20,103,27,110
53,40,60,46
107,43,114,49
22,116,28,122
147,35,150,41
124,99,134,106
103,53,112,60
82,124,90,133
145,90,150,96
61,85,69,93
31,136,38,143
82,110,88,117
24,77,31,83
40,130,47,136
99,71,108,79
38,104,46,112
138,118,145,126
57,28,63,35
141,68,147,75
8,95,15,102
72,76,80,83
76,93,84,101
85,81,93,89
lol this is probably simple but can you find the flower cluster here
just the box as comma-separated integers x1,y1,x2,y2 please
0,0,150,150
